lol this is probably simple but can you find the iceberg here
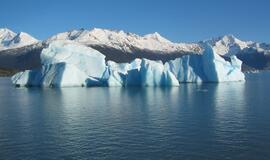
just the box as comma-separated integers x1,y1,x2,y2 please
11,63,89,87
41,41,107,79
12,41,108,87
167,45,245,82
201,45,245,82
11,41,245,87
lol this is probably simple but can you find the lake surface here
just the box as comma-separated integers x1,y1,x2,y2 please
1,72,270,160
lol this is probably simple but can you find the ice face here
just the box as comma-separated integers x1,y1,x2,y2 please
41,41,107,79
201,44,245,82
167,44,245,82
12,41,108,87
11,63,89,87
106,70,125,86
12,41,245,87
109,59,179,86
139,59,179,86
167,55,206,83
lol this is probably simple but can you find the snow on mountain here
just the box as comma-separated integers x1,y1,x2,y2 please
249,42,270,55
7,32,39,48
0,28,17,48
47,28,201,54
205,34,253,56
1,27,270,73
47,29,270,58
204,35,270,71
0,28,38,51
205,34,270,56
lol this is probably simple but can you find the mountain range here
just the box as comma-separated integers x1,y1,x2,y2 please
0,28,38,50
0,28,270,74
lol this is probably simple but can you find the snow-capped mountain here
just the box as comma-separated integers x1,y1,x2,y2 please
47,28,201,54
206,34,270,56
0,28,17,48
0,28,38,51
7,32,39,48
1,27,270,73
204,34,270,70
205,35,253,56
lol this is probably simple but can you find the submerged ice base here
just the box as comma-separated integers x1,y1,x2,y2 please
12,41,245,87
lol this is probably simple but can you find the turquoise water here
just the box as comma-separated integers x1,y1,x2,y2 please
0,72,270,160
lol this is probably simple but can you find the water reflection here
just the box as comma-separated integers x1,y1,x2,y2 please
1,75,270,159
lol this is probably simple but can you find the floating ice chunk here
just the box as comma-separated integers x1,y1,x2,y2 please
202,44,245,82
41,40,107,79
12,42,245,88
12,63,89,87
12,41,108,87
167,44,245,82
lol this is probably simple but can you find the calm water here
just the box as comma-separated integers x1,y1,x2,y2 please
1,73,270,160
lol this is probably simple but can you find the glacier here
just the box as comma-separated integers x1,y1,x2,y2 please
11,41,245,87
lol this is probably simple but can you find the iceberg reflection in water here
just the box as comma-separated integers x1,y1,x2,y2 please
1,73,270,159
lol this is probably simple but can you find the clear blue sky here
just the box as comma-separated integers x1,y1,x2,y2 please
1,0,269,43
